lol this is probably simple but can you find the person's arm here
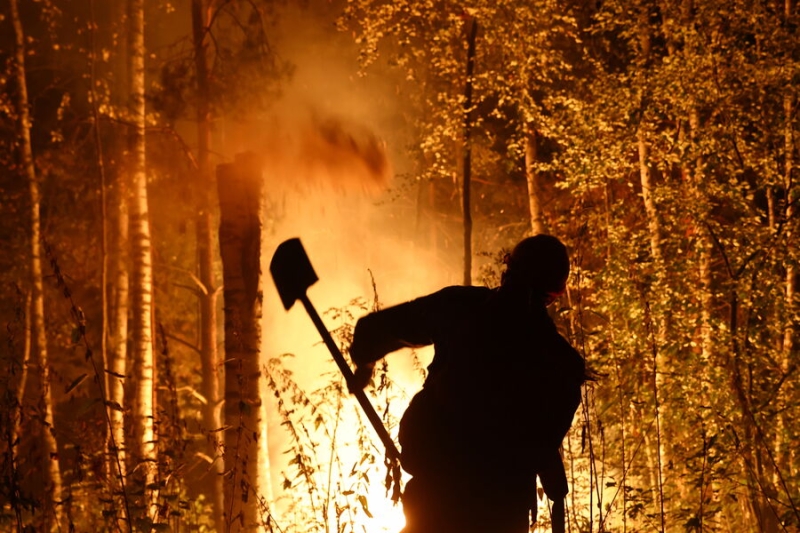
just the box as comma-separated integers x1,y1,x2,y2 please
350,302,435,363
349,286,489,389
535,335,585,450
348,293,441,389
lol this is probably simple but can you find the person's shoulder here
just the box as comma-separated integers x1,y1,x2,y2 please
427,285,494,307
434,285,493,298
411,285,493,321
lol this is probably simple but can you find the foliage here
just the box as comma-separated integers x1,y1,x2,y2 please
340,0,800,531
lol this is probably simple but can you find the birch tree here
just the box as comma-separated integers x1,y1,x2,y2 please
127,0,158,516
9,0,66,529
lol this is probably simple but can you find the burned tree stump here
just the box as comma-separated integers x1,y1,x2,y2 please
217,152,264,531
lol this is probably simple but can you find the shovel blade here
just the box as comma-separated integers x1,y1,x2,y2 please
270,238,319,310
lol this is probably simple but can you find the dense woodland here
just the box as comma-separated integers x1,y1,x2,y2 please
0,0,798,532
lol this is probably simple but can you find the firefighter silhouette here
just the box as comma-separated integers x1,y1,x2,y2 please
349,234,586,533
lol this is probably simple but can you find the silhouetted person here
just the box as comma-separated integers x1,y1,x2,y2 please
349,234,586,533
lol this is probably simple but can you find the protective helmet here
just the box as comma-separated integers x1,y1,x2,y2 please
503,234,570,297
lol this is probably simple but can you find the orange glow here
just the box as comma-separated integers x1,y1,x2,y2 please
255,112,454,530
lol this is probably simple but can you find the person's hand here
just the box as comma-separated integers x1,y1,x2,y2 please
349,362,375,393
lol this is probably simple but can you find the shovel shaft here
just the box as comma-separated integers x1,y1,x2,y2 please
300,295,401,462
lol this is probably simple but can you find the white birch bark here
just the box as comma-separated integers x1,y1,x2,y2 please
10,0,66,529
107,176,129,488
525,123,547,236
128,0,157,512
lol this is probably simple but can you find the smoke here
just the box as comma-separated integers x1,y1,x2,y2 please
259,106,393,196
246,4,453,530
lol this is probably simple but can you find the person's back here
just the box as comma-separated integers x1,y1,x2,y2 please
397,287,582,533
349,235,586,533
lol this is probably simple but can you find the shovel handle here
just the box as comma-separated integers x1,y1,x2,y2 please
300,295,402,463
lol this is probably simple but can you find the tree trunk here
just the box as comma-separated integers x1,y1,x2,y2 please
637,129,663,265
10,0,66,529
217,153,265,532
191,1,225,529
683,103,726,529
636,124,671,529
8,289,33,533
12,290,32,458
95,0,130,506
776,91,795,481
726,289,782,533
461,18,477,286
524,123,547,236
128,0,158,515
107,171,130,496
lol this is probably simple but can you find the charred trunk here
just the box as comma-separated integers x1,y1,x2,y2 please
217,153,266,531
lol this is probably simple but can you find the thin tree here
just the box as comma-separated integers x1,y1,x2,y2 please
776,85,796,482
524,123,547,236
9,0,66,529
191,0,225,529
128,0,158,515
461,16,477,286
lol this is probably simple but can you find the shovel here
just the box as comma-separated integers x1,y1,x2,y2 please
269,238,402,464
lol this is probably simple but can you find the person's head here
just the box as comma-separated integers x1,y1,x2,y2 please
501,234,570,305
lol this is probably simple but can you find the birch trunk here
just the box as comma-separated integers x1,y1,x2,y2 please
636,125,670,527
635,12,671,520
86,0,128,501
12,291,32,459
128,0,158,513
191,1,225,529
107,173,129,490
10,0,66,529
218,153,265,532
637,129,663,265
684,105,725,529
8,289,33,532
524,123,547,236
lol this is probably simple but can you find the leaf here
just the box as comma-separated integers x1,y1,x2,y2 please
358,495,373,518
65,373,88,394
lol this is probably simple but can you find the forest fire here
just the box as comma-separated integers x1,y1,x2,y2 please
258,142,442,533
2,0,798,532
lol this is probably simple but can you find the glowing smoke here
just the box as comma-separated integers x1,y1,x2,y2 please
260,108,393,196
219,4,463,531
